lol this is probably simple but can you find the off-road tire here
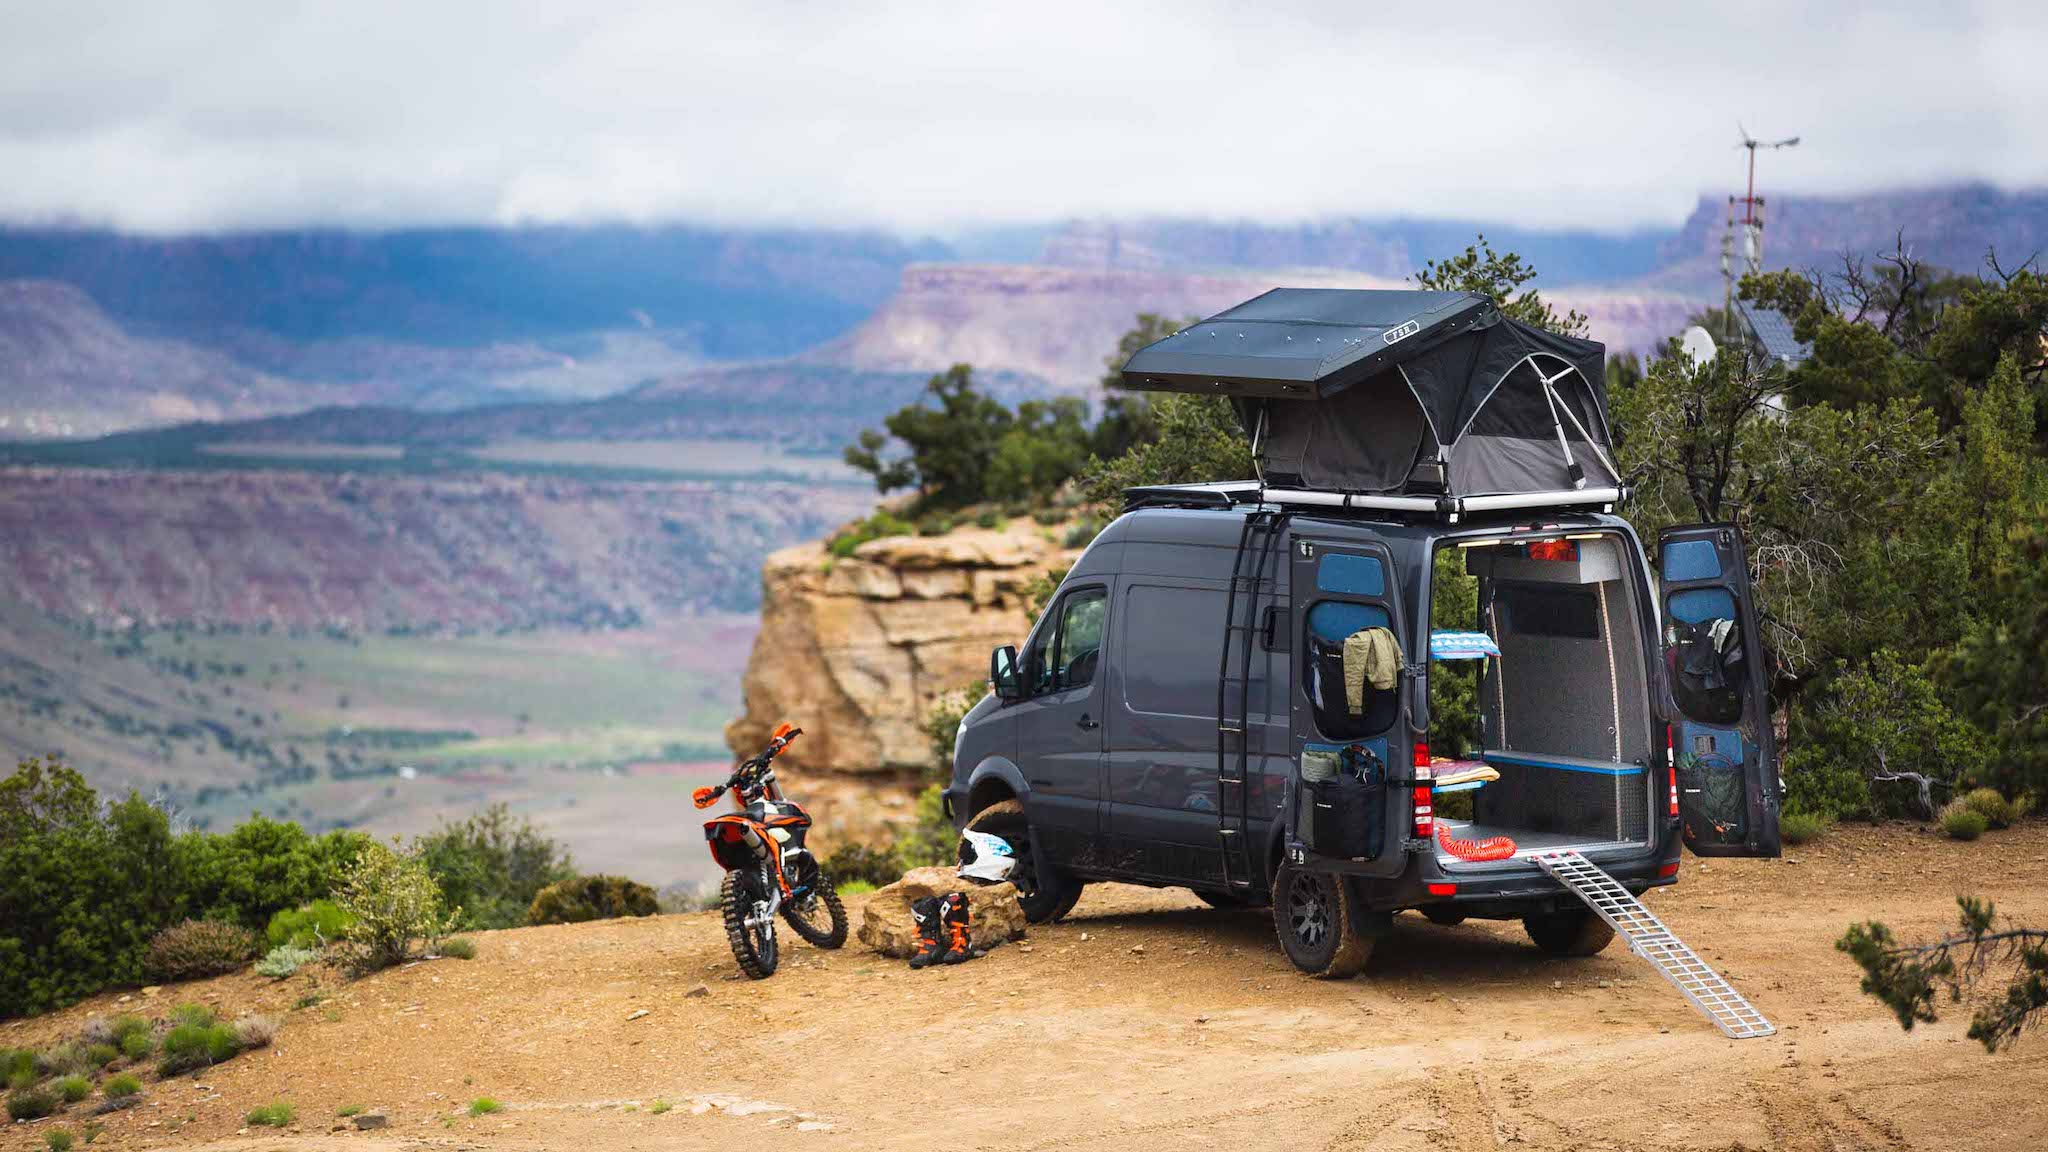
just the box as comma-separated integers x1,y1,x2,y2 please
1272,861,1373,979
1421,905,1468,927
721,870,779,978
781,871,848,949
967,799,1082,924
1522,907,1616,957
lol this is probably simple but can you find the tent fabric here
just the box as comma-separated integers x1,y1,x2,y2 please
1119,289,1611,498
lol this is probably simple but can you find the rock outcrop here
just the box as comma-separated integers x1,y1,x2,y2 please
856,866,1028,958
724,519,1078,778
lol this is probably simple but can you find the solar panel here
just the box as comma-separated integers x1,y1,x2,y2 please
1737,303,1811,366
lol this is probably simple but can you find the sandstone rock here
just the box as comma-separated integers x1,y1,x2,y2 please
856,867,1027,958
726,520,1079,778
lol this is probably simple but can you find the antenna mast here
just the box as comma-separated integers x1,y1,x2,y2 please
1722,126,1800,344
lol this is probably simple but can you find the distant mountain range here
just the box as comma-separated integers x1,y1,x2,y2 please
5,183,2047,445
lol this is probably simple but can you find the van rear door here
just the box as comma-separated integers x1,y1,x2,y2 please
1288,536,1409,878
1655,525,1781,858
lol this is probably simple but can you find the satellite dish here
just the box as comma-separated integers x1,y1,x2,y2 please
1681,326,1718,367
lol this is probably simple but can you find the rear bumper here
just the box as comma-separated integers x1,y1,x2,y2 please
1360,819,1683,917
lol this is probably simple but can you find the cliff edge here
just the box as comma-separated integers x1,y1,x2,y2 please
724,519,1078,780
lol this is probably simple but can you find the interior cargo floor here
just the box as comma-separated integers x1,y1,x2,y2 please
1436,821,1642,862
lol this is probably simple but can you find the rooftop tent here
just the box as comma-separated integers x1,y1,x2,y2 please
1119,288,1615,498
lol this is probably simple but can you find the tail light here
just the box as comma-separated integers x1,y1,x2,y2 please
1527,538,1577,561
1665,724,1679,817
1412,741,1433,838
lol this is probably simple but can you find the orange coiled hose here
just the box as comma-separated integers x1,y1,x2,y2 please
1436,821,1517,862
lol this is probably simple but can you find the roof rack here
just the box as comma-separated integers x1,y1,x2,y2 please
1121,481,1627,523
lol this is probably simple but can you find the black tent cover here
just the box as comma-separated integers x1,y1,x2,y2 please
1119,288,1615,497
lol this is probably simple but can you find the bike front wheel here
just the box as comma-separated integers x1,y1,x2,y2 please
781,870,848,949
721,869,779,978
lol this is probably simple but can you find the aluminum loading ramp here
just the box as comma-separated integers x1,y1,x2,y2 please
1530,850,1776,1039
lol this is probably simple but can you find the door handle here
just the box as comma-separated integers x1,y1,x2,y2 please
1076,714,1100,730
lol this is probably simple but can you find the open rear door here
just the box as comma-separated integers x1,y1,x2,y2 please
1656,525,1780,857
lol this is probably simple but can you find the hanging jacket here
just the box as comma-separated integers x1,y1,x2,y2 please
1342,627,1402,714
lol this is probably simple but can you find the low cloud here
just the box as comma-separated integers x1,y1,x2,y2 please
3,1,2044,234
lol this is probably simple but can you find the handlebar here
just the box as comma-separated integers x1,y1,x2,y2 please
693,724,802,808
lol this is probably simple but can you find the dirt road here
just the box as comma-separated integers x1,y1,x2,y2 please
8,823,2048,1151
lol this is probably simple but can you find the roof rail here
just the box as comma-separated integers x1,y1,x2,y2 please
1121,482,1627,522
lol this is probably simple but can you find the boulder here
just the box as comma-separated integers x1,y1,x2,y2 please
725,519,1080,777
856,866,1028,958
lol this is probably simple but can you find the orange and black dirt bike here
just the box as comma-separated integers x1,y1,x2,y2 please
693,723,848,978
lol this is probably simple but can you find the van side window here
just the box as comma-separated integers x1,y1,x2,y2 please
1028,587,1107,694
1666,588,1744,725
1303,601,1397,738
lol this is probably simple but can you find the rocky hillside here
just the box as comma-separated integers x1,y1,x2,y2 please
724,521,1077,778
0,467,868,630
810,263,1402,392
0,280,322,439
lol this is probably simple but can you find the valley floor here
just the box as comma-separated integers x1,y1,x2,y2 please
7,823,2047,1151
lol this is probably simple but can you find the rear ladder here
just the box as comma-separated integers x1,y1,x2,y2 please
1531,850,1775,1039
1216,509,1288,892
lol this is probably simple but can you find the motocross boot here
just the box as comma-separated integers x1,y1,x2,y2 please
940,891,978,964
908,895,949,969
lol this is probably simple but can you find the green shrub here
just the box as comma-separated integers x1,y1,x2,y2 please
265,899,355,949
45,1128,75,1152
822,842,900,889
103,1074,141,1100
335,841,458,975
6,1084,59,1121
468,1097,502,1116
157,1020,241,1076
2,1048,35,1083
836,879,876,896
0,758,373,1018
1940,801,1989,841
1961,787,2019,829
171,1002,214,1027
914,513,953,537
7,1065,35,1090
173,817,371,934
53,1075,90,1103
82,1044,117,1069
1780,809,1832,845
38,1043,95,1078
414,805,573,931
144,919,259,982
526,875,659,926
974,510,1003,530
827,510,916,557
255,943,318,978
246,1101,294,1127
892,785,956,872
106,1017,149,1049
336,1104,363,1117
650,1098,673,1114
437,937,476,960
118,1031,151,1061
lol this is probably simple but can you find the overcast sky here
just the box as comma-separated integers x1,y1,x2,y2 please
3,1,2044,235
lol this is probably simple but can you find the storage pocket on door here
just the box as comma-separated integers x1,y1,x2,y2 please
1677,741,1748,847
1297,744,1386,860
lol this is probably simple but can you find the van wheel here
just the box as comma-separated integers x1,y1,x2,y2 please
1271,862,1372,979
967,800,1082,924
1522,907,1616,956
1421,906,1467,927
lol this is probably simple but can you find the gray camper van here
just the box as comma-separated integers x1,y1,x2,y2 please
944,290,1781,978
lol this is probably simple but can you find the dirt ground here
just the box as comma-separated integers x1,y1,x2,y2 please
8,823,2048,1152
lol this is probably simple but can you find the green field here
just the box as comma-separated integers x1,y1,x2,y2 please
1,607,756,886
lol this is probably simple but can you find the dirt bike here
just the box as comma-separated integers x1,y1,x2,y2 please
694,723,847,978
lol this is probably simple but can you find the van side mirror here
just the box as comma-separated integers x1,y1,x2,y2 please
991,645,1024,701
